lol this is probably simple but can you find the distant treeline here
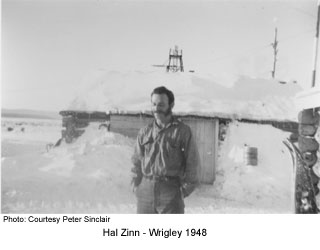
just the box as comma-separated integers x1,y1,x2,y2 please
1,109,60,120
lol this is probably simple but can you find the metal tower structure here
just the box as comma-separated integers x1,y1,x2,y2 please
166,45,184,72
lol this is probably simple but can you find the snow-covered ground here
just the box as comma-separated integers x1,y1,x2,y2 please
2,117,306,214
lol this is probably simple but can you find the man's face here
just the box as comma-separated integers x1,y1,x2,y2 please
151,93,173,120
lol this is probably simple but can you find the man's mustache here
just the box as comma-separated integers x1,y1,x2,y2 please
153,110,165,114
152,108,172,117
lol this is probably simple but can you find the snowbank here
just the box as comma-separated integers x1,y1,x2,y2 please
2,123,136,213
68,70,301,121
2,118,296,213
213,121,294,212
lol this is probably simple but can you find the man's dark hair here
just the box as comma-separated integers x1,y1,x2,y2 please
151,86,175,105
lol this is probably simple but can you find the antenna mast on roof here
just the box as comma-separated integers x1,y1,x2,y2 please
271,27,278,79
166,45,184,72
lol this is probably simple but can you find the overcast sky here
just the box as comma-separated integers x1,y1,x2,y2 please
1,0,317,111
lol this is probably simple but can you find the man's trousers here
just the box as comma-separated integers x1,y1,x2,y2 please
135,177,185,214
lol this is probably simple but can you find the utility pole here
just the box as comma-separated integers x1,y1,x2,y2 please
271,27,278,79
311,0,320,87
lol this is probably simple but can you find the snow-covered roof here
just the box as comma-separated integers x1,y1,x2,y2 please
295,86,320,110
68,70,302,121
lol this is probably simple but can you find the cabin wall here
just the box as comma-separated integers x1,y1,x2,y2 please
110,114,219,184
110,115,153,138
180,117,218,184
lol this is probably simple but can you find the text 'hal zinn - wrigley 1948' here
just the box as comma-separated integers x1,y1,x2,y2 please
103,228,207,238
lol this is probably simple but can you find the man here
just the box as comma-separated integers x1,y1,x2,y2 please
131,86,200,214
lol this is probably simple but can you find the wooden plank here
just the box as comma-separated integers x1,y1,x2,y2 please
181,117,216,184
209,120,215,177
181,118,200,182
198,120,206,182
213,118,219,183
202,120,215,184
110,115,152,138
202,120,213,182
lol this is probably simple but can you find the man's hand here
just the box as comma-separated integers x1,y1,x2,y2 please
132,184,138,193
181,182,198,198
131,172,142,193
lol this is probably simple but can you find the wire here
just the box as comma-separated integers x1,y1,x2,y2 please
278,29,314,44
198,28,315,67
289,6,316,19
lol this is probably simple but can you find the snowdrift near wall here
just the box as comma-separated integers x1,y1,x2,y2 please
68,70,302,121
2,120,297,213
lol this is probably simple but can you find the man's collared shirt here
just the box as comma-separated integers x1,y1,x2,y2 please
131,117,200,192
